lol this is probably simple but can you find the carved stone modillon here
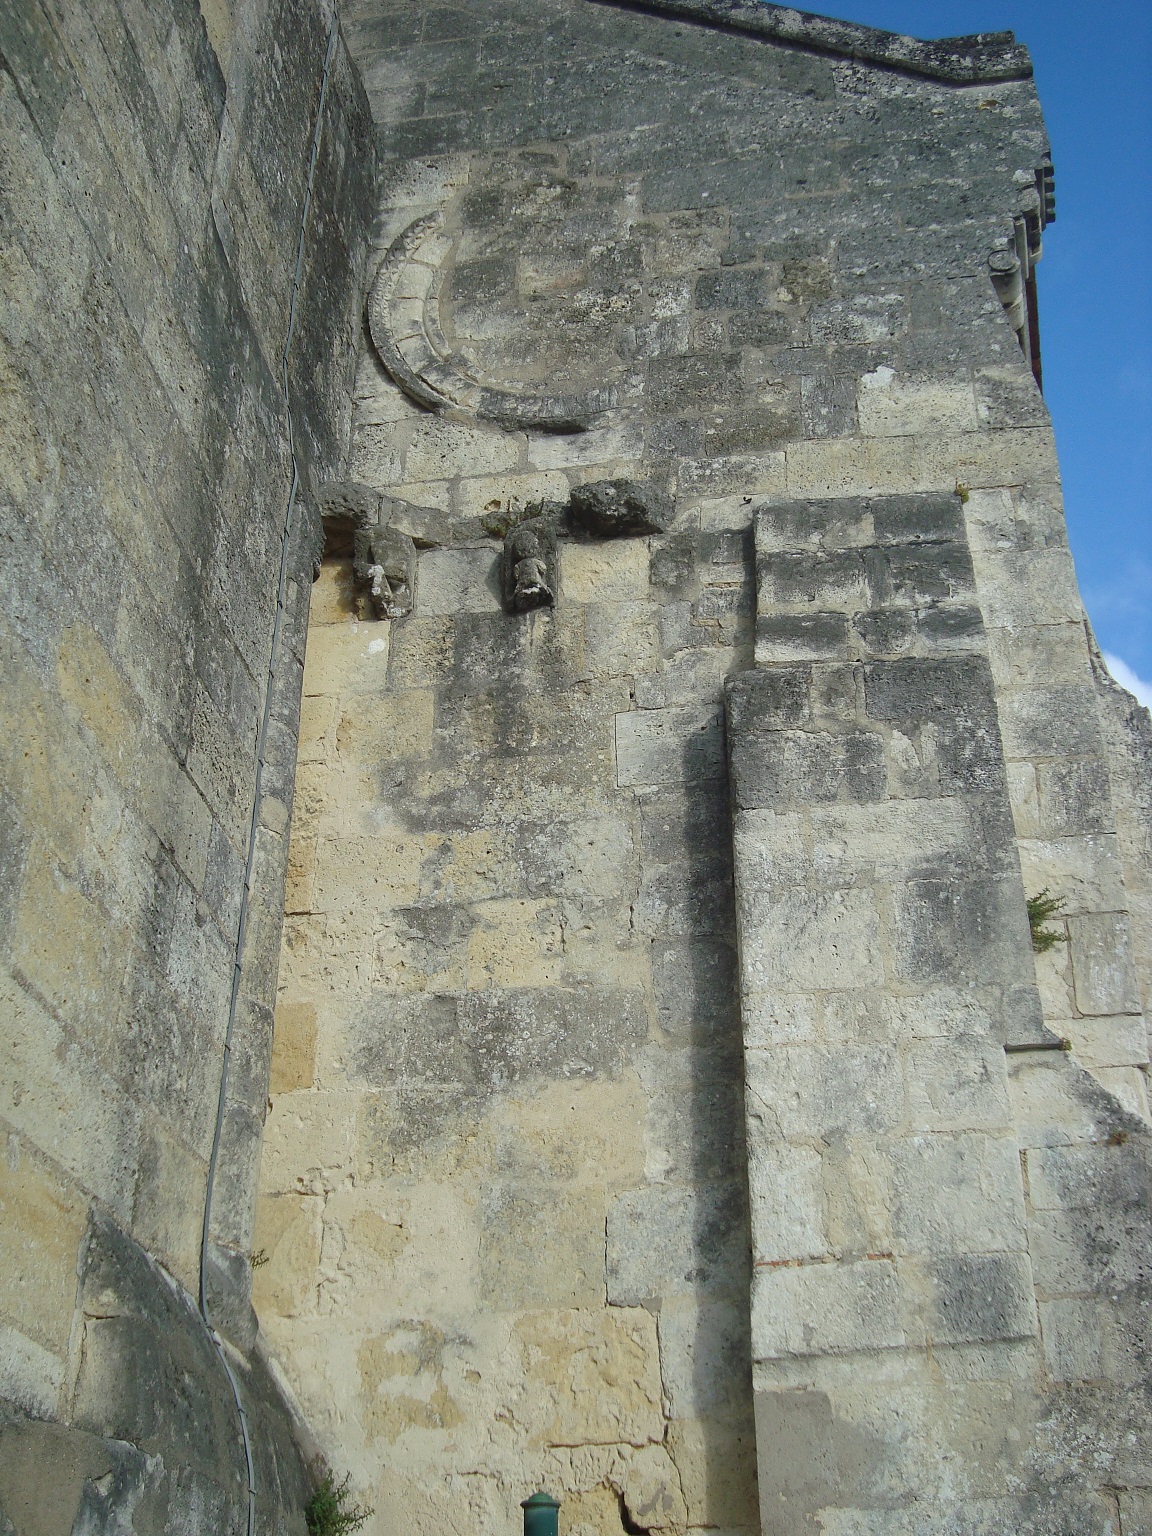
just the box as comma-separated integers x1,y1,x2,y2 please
353,520,417,620
317,481,418,620
501,514,558,614
568,479,672,538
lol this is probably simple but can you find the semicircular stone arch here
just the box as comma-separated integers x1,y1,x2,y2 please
368,208,621,434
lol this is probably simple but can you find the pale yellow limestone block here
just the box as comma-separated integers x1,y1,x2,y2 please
916,426,1058,489
296,694,335,765
269,1001,318,1093
496,1079,647,1189
857,368,979,436
284,829,317,914
303,622,391,698
250,1192,323,1315
1029,939,1076,1023
321,1188,410,1288
335,1175,480,1317
1008,1056,1105,1149
369,1469,509,1536
354,369,426,425
0,1145,87,1354
666,1415,760,1527
358,1319,466,1444
620,1443,689,1530
582,601,659,679
465,898,565,988
1016,835,1128,917
986,624,1086,691
972,549,1085,630
405,419,524,481
258,1089,358,1196
561,540,651,604
559,1485,628,1536
550,917,648,993
1063,1014,1149,1071
416,827,518,906
961,487,1016,551
382,479,454,513
335,689,435,762
310,833,424,912
385,614,455,689
514,1306,664,1447
785,435,919,497
372,928,467,995
453,470,569,520
55,624,140,779
309,560,359,627
786,427,1058,498
1005,761,1041,839
481,1185,606,1310
11,851,128,1042
350,424,403,486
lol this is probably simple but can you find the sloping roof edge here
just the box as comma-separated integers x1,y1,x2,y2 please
586,0,1034,83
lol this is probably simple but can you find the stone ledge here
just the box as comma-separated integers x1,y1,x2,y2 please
585,0,1033,83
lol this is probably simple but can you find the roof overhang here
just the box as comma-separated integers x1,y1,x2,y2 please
586,0,1034,83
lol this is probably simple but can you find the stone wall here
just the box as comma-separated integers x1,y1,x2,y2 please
0,0,373,1525
5,0,1151,1530
252,2,1148,1533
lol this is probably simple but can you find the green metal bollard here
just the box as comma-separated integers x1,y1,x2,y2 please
522,1491,560,1536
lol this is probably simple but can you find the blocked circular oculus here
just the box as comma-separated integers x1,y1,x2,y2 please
367,212,617,435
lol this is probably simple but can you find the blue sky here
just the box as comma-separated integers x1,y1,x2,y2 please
803,0,1151,700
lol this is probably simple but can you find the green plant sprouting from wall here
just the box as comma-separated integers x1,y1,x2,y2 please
1027,889,1066,953
481,501,530,539
305,1472,373,1536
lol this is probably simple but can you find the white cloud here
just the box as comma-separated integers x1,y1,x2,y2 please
1103,652,1152,710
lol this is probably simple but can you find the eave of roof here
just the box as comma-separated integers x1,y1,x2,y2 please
586,0,1034,83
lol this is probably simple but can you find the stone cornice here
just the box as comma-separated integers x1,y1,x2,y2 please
586,0,1034,83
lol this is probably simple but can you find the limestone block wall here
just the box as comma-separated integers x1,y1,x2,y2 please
961,487,1150,1116
250,0,1152,1533
259,504,758,1533
0,0,373,1524
727,493,1052,1526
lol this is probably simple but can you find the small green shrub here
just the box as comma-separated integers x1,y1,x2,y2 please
1027,889,1066,953
305,1472,372,1536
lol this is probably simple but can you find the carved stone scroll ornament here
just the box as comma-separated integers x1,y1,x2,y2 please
367,212,617,434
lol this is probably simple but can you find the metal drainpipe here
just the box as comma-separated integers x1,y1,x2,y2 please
198,12,342,1534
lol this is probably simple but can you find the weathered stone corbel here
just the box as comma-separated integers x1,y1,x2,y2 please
316,480,418,620
494,481,671,614
501,511,558,613
353,519,417,620
568,479,671,537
